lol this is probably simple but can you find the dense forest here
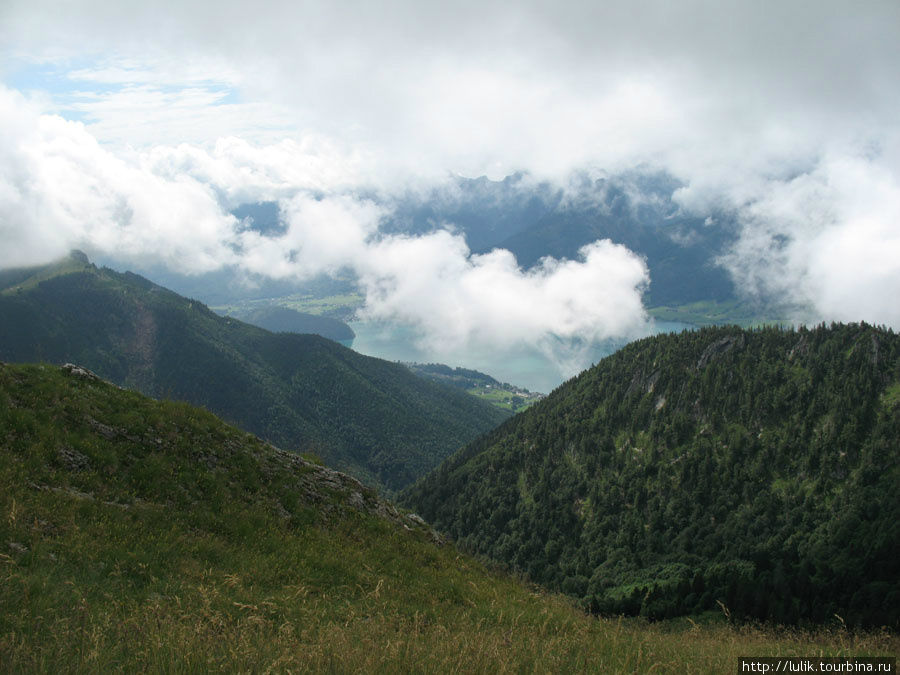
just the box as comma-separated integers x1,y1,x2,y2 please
402,324,900,626
0,253,508,492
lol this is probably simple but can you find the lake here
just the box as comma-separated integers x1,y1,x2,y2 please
346,319,692,394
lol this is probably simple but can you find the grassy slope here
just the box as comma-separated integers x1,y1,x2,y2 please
466,385,543,412
0,255,509,493
213,292,365,322
648,298,791,328
405,363,545,412
1,362,895,672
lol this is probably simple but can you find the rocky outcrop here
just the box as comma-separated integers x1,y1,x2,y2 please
54,363,445,543
62,363,101,380
696,334,744,370
258,445,446,543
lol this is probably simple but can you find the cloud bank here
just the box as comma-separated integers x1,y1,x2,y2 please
717,153,900,328
0,84,650,368
2,0,900,356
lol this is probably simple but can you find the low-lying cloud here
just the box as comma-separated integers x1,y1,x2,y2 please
0,85,651,373
716,151,900,328
0,87,237,272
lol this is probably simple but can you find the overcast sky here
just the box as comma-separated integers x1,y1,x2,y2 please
2,0,899,363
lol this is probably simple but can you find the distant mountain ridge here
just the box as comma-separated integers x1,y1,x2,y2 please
391,171,738,307
402,323,900,626
222,305,355,342
97,171,742,320
0,252,509,492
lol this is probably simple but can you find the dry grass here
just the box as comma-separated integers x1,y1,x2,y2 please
4,548,896,674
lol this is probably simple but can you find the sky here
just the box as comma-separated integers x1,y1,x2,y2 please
2,0,900,368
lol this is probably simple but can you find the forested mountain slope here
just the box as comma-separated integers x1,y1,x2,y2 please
402,324,900,626
0,253,509,492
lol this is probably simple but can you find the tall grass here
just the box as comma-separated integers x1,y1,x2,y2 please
3,490,895,673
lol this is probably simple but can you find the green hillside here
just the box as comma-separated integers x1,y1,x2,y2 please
2,362,895,671
0,253,509,492
402,324,900,627
406,362,545,412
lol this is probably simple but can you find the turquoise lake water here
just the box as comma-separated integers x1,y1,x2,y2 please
346,320,692,394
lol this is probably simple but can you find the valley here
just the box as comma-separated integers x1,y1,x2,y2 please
0,256,897,669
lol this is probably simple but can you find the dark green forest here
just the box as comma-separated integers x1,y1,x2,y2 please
402,324,900,626
0,254,508,492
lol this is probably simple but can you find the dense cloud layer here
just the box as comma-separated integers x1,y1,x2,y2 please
2,0,899,345
718,154,900,327
0,85,650,367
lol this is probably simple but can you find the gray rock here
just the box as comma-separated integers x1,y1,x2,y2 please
57,446,90,471
61,363,100,380
696,335,745,370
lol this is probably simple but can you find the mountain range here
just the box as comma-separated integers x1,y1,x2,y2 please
107,171,740,316
0,251,508,492
1,249,897,633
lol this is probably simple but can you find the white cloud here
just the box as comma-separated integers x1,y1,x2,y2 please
718,152,900,327
144,136,375,205
357,236,649,352
232,194,652,366
0,86,238,271
2,0,900,338
0,85,651,371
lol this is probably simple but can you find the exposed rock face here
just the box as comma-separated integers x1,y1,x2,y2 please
57,446,91,472
62,363,101,380
259,445,445,542
788,335,809,361
696,334,745,370
625,368,661,397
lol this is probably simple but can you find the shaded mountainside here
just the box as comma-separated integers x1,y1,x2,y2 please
492,202,735,307
0,254,509,492
391,171,737,308
402,324,900,626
